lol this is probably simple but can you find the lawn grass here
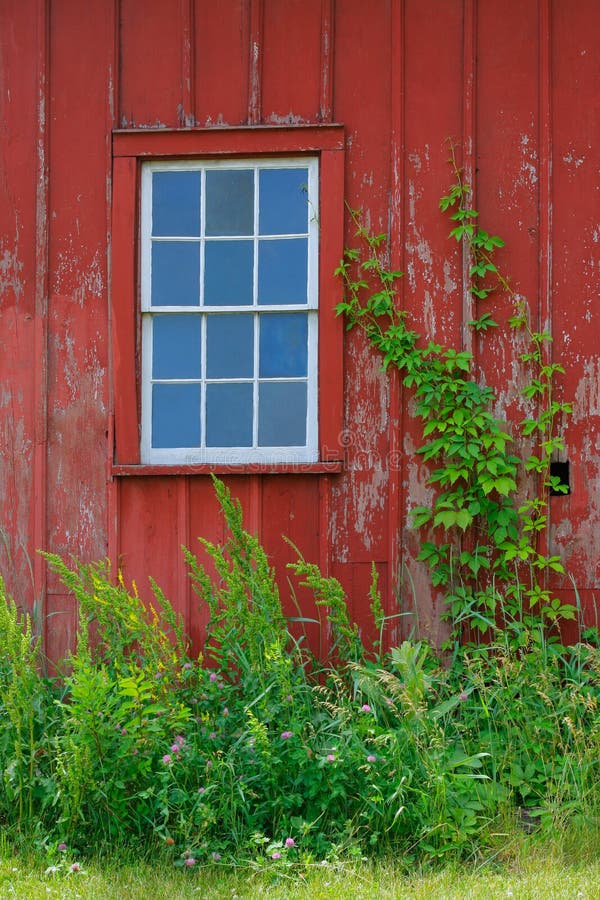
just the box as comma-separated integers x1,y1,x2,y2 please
2,833,599,900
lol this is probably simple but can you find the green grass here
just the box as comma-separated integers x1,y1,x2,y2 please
2,836,600,900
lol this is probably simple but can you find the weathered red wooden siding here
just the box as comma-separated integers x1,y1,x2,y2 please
1,1,599,660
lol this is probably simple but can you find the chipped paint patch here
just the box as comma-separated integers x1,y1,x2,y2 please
266,112,305,125
0,225,24,307
562,150,585,170
573,358,600,422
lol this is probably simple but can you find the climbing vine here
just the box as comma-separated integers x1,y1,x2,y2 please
335,144,574,649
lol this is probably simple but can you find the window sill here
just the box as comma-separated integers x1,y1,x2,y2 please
111,461,343,477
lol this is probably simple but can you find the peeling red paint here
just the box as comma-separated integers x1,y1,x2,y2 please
1,0,599,658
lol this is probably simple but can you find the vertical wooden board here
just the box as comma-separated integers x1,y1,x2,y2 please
475,1,541,412
187,476,224,648
330,0,392,570
187,475,257,649
402,0,464,347
119,0,191,127
549,1,600,598
398,0,464,640
0,0,39,607
118,477,183,614
261,0,322,123
45,592,78,668
260,476,323,652
45,0,112,600
331,561,388,654
111,156,140,464
474,0,543,576
194,0,249,125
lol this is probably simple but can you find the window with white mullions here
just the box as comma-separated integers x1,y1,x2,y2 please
140,157,319,465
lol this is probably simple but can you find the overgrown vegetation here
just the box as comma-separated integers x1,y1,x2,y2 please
0,478,599,872
335,143,575,652
0,150,598,878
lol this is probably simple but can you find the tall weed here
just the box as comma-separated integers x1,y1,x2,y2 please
0,480,597,863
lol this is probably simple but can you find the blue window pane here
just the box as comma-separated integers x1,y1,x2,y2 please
259,168,309,235
206,314,254,378
206,383,253,447
152,171,201,236
259,382,307,446
204,240,253,306
205,169,254,236
152,242,200,306
152,383,201,448
258,239,307,305
153,315,201,379
259,313,307,378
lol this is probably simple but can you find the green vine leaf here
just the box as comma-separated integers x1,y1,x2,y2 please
334,152,573,651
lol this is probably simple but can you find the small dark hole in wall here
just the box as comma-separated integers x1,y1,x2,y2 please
549,460,570,495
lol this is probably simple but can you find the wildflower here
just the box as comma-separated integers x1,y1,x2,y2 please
45,866,59,875
367,755,377,763
222,707,229,717
209,672,218,682
361,703,371,713
212,852,221,861
170,744,181,754
162,754,172,765
184,857,196,867
280,730,293,740
165,837,175,846
70,863,81,873
198,786,205,794
326,753,335,762
182,662,193,670
209,731,217,740
58,843,67,852
285,694,292,702
459,692,468,702
285,837,295,848
206,759,213,768
271,851,281,860
121,727,127,735
174,735,185,746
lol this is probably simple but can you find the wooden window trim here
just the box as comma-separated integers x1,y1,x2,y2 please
111,125,345,473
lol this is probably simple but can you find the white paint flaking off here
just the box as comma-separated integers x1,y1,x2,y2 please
331,330,390,556
0,221,24,306
351,465,387,554
563,150,585,170
266,112,305,125
513,132,538,192
408,151,421,174
573,358,600,422
54,245,105,307
406,181,437,295
203,114,230,127
443,259,457,295
423,290,436,338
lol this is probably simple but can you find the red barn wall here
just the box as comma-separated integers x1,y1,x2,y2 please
1,0,599,660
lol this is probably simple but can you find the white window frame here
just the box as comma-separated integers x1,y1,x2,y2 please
139,156,319,466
